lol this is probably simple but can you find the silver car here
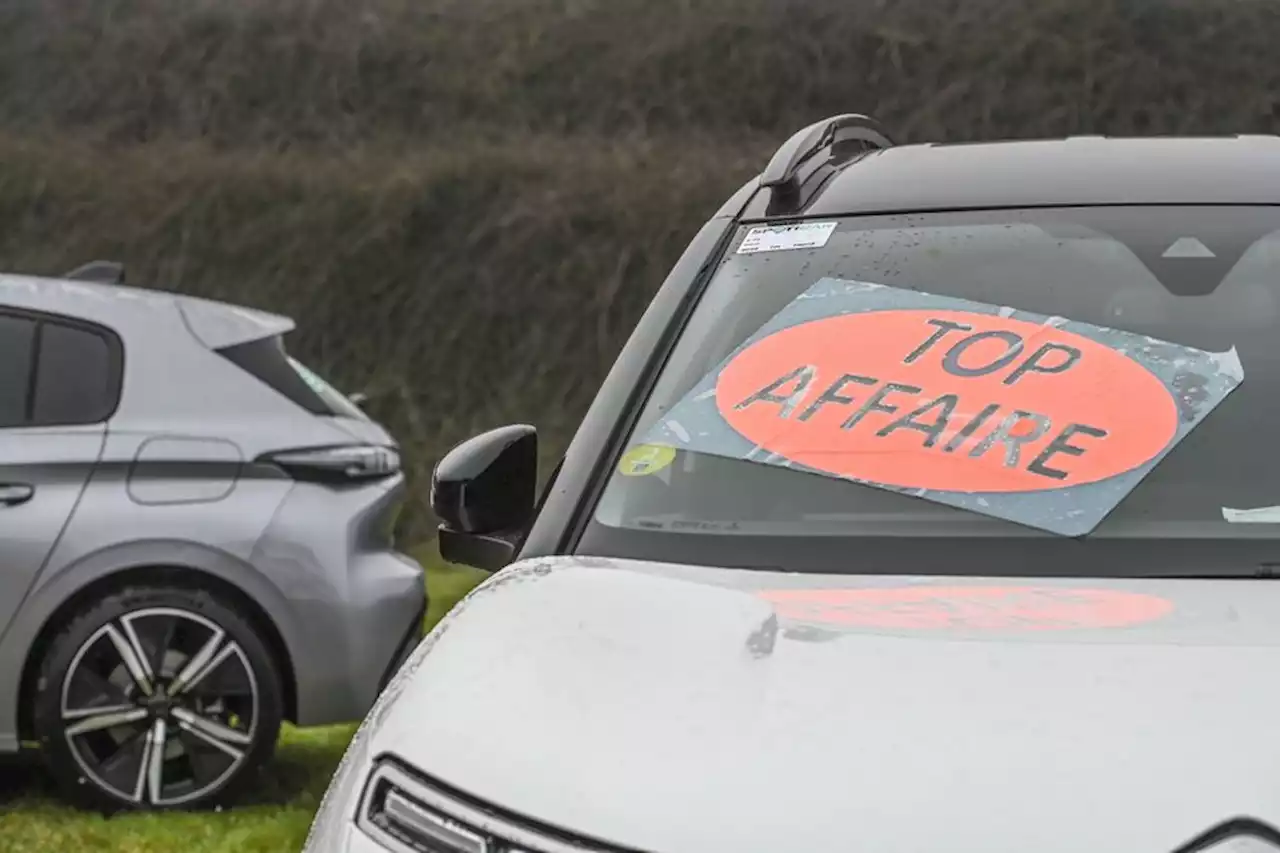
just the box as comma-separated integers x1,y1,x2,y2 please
0,263,425,811
307,120,1280,853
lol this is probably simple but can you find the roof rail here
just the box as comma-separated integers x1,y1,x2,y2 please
760,113,895,215
64,260,125,284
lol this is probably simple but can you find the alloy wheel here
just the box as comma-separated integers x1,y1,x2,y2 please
57,607,259,807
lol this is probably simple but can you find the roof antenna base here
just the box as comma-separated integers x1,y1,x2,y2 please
760,113,896,215
65,260,125,285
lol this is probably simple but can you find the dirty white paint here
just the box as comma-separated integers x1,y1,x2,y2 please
307,554,1280,853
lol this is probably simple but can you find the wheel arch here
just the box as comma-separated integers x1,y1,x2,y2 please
14,549,299,743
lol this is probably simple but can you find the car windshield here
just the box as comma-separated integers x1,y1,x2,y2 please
578,206,1280,577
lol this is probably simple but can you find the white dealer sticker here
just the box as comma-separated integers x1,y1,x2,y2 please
737,221,838,255
1222,506,1280,523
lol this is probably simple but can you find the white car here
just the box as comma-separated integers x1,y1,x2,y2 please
304,116,1280,853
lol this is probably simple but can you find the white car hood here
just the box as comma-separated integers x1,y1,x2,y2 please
361,555,1280,853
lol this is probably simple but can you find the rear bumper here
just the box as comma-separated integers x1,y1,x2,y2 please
377,595,428,695
250,474,427,726
292,549,427,726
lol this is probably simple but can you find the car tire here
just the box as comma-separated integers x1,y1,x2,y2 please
31,584,284,812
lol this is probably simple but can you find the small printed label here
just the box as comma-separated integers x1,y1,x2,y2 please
736,221,838,255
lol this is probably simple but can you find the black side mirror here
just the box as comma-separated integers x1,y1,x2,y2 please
430,424,537,571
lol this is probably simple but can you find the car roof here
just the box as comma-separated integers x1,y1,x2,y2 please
0,272,294,348
740,135,1280,220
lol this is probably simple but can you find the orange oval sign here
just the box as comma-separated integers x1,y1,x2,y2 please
716,309,1178,493
760,586,1174,632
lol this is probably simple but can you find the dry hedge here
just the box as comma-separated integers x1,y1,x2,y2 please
5,0,1280,147
2,0,1279,540
0,134,761,537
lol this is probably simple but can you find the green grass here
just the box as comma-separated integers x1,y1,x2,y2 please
0,546,490,853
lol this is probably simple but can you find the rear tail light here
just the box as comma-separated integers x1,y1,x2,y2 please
263,444,400,484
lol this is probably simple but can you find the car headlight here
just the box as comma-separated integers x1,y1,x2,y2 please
353,756,622,853
303,622,438,853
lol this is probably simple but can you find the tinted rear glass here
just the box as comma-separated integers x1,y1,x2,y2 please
32,322,113,424
579,206,1280,577
0,314,35,427
217,335,367,420
0,311,119,428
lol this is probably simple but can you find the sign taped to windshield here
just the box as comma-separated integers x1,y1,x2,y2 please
635,278,1244,536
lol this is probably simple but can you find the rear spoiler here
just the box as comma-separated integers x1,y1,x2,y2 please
175,294,295,349
62,258,294,349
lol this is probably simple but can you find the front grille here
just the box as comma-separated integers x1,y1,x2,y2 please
357,757,640,853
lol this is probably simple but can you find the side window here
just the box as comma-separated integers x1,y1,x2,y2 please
31,322,116,425
0,310,121,429
0,315,36,428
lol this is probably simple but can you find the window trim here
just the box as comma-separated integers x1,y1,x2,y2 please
0,307,125,429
